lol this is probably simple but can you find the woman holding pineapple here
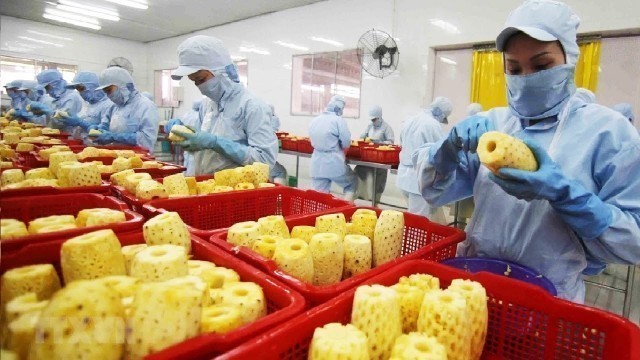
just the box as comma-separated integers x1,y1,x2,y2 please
414,0,640,302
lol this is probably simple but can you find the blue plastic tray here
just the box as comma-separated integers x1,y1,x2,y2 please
441,257,557,295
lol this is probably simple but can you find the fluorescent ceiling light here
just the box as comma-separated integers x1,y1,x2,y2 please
230,55,245,61
310,36,343,47
273,41,309,51
45,8,100,25
17,36,64,47
301,84,324,92
104,0,148,10
439,56,457,65
429,19,460,34
58,1,119,21
43,13,101,30
26,30,72,41
239,46,270,55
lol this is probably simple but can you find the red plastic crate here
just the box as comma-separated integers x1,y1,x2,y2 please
360,145,401,164
143,187,354,238
44,132,70,140
297,139,313,154
0,181,111,198
0,164,30,174
0,233,306,359
359,145,378,162
219,260,640,360
276,131,289,139
0,193,144,253
345,145,361,159
208,207,465,305
131,161,185,177
280,138,298,151
110,175,216,215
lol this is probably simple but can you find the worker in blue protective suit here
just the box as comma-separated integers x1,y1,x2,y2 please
164,99,203,176
54,71,116,143
412,0,640,303
31,69,83,130
4,80,24,117
267,103,288,184
141,91,154,102
309,95,358,201
612,103,635,125
94,67,160,153
396,97,450,224
575,88,596,104
355,105,395,203
467,103,483,116
11,81,41,124
168,35,277,175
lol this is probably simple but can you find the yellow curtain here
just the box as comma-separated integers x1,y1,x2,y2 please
575,41,601,92
470,50,507,110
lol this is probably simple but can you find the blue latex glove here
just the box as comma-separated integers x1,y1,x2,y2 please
164,118,182,133
430,115,495,174
112,132,137,145
59,112,90,130
88,124,101,131
13,110,34,122
173,129,248,164
28,102,53,116
489,138,613,239
95,131,115,144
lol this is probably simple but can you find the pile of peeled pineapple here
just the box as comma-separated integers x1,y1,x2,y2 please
1,208,126,240
309,275,488,360
110,162,275,201
0,212,267,359
225,209,405,286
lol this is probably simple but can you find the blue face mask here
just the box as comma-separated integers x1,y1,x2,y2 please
46,80,66,100
506,64,576,120
197,75,225,104
80,90,95,103
107,88,126,106
19,91,27,100
372,118,381,127
8,90,20,100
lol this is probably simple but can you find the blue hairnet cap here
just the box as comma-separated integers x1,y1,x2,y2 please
467,103,483,116
326,95,346,112
97,67,135,90
612,103,635,123
369,105,382,119
172,35,233,80
17,80,38,92
496,0,581,65
4,80,22,89
67,71,100,88
575,88,596,104
36,69,63,87
141,91,154,101
430,96,453,124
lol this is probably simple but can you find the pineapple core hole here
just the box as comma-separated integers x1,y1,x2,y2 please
150,249,167,257
440,294,452,303
415,341,430,352
291,244,302,251
461,284,473,291
487,141,497,152
233,289,248,297
368,290,380,297
264,238,276,244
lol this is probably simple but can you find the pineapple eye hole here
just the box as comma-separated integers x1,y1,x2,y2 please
461,284,473,291
150,249,167,257
487,141,497,152
290,244,302,251
263,238,276,244
415,341,430,352
233,288,248,297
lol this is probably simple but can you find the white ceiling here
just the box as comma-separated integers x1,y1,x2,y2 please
0,0,325,43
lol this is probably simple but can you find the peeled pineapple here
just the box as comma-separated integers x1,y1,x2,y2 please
1,219,29,240
351,285,402,360
350,209,378,241
372,210,404,266
129,244,189,282
390,333,447,360
234,166,256,186
272,238,314,283
0,264,61,304
24,168,55,180
15,142,34,152
309,323,369,360
184,176,198,195
309,233,344,286
219,282,266,324
1,169,24,186
30,280,125,360
124,173,152,194
212,185,234,193
136,179,169,200
112,157,132,172
391,284,424,333
76,208,126,227
448,279,488,360
121,244,148,274
48,151,78,176
200,304,244,334
398,273,440,293
142,160,162,169
28,215,76,234
477,131,538,175
126,279,202,359
95,275,141,299
257,215,290,239
234,182,255,190
214,169,235,187
163,173,190,196
227,221,262,248
290,225,316,243
257,182,275,188
343,234,372,279
143,212,191,252
315,213,347,240
251,235,281,258
248,162,270,185
110,169,135,186
129,156,143,169
33,223,77,234
4,292,48,323
60,229,126,282
6,310,41,359
196,179,217,195
168,124,194,142
417,289,471,360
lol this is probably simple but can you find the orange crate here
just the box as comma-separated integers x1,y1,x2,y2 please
297,139,313,153
280,138,298,151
